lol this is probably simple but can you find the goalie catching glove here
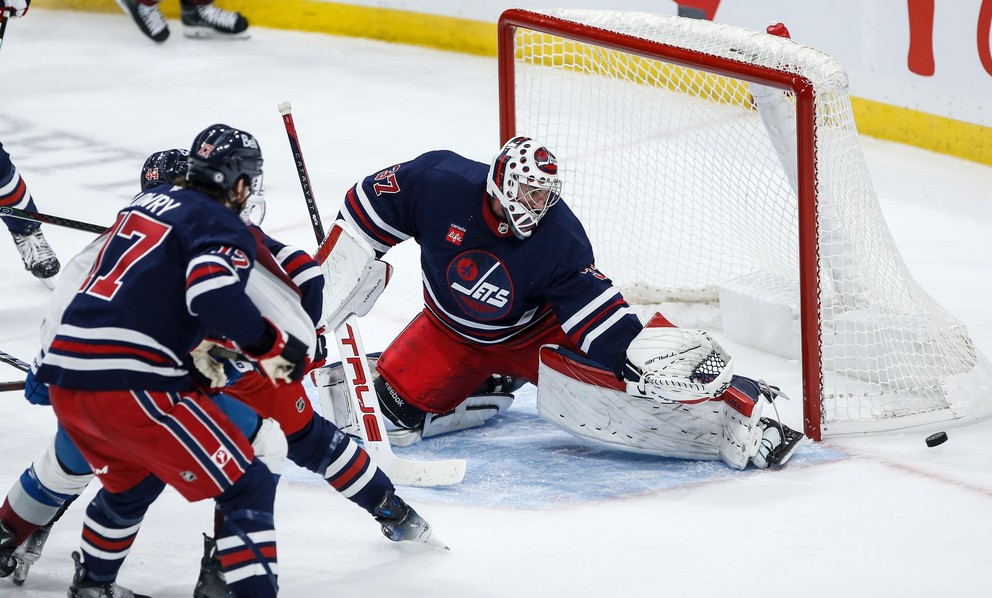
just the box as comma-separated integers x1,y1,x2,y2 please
624,313,734,403
243,318,309,384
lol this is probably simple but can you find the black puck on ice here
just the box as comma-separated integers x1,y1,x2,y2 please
925,431,948,447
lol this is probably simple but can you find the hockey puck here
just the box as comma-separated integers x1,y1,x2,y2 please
925,431,948,447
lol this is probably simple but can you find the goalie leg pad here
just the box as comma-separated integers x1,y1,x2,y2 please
311,353,381,436
537,346,724,460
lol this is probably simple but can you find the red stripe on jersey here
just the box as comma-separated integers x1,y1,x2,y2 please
186,263,232,288
281,252,312,276
0,177,27,206
346,187,398,247
249,226,301,298
328,448,370,491
49,338,173,365
567,297,628,346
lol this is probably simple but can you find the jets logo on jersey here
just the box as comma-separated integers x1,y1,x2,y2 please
446,224,465,246
446,250,513,320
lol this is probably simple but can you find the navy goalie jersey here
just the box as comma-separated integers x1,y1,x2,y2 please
338,150,642,375
36,184,268,392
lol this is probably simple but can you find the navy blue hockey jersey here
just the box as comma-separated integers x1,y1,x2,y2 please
36,185,268,391
338,150,642,375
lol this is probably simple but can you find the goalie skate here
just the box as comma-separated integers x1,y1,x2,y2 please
751,418,805,469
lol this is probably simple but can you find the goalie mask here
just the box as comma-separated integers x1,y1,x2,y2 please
187,124,264,212
140,148,189,191
486,136,562,239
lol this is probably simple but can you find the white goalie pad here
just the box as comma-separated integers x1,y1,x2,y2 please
310,354,381,437
314,221,391,330
625,313,734,403
537,346,725,461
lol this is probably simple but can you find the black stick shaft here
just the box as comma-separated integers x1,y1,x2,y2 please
278,103,325,244
0,349,31,372
0,206,108,234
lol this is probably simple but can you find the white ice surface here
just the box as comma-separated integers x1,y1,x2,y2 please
1,10,991,597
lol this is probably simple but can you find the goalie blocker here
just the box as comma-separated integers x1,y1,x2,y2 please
538,345,803,470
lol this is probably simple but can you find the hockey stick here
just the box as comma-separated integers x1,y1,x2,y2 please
0,348,30,372
278,102,466,486
0,206,107,235
0,10,9,57
0,349,29,393
277,102,325,244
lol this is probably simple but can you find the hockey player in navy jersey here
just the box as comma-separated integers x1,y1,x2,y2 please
322,136,803,471
1,3,61,285
30,124,308,598
0,145,442,595
1,143,61,285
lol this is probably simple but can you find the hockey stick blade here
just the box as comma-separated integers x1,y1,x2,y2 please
334,315,466,487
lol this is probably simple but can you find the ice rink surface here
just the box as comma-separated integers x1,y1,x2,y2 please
1,10,991,597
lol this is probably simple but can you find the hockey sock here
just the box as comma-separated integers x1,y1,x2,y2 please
214,459,278,598
286,415,395,515
77,475,165,585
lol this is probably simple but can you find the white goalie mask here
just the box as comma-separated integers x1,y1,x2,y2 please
486,136,562,239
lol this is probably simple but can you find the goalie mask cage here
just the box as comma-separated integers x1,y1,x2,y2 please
497,8,992,440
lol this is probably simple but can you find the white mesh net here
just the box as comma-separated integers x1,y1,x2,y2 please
504,9,992,436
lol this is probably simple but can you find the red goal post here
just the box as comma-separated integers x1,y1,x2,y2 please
496,8,992,440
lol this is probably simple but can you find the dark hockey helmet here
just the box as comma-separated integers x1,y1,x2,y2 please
486,136,562,239
187,124,264,198
140,148,189,191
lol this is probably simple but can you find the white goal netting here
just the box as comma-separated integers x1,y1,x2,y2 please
501,9,992,437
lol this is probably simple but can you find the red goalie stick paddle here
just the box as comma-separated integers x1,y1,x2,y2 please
278,102,466,486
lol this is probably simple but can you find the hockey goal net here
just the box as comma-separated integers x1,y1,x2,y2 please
498,8,992,440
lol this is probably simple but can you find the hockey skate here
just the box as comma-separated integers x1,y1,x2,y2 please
0,520,15,578
193,534,231,598
12,227,60,286
9,522,52,586
114,0,169,43
68,551,150,598
374,491,448,551
180,2,249,39
751,417,805,469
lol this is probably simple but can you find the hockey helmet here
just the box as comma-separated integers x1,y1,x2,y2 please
486,136,562,239
140,148,189,191
187,124,264,200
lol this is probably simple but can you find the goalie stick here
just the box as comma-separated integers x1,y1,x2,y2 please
278,102,466,486
0,206,107,235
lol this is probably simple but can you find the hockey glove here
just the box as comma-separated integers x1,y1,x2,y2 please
624,313,734,403
187,340,228,389
3,0,30,17
243,318,309,385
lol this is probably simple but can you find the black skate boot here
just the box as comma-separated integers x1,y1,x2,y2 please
180,1,249,39
12,226,60,285
114,0,170,43
374,490,448,550
0,521,16,578
67,551,150,598
193,534,232,598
